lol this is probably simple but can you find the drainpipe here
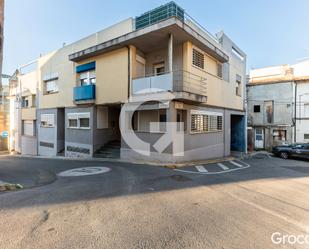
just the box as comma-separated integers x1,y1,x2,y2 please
127,46,131,99
168,33,173,73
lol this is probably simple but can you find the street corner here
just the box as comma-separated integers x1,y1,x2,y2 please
174,159,250,175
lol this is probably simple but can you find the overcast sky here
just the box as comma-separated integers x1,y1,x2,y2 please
4,0,309,74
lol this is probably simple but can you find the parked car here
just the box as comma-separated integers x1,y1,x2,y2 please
272,143,309,159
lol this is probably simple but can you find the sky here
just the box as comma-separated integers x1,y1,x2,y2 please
3,0,309,74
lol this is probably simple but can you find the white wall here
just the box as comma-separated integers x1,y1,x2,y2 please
296,82,309,143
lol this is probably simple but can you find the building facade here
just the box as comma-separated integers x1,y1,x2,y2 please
9,62,40,155
10,2,247,162
248,60,309,150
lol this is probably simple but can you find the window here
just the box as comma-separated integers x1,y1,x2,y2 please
254,105,260,113
273,130,286,141
159,109,166,132
40,114,55,128
265,100,274,124
45,79,58,94
154,63,165,75
192,49,204,69
191,111,223,133
21,97,29,108
32,95,36,107
236,74,241,96
68,119,78,128
80,118,89,128
304,103,309,117
222,63,230,82
79,70,96,86
304,134,309,140
217,62,223,78
23,120,35,136
67,113,90,129
159,109,167,122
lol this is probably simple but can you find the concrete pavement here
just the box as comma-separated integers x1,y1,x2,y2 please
0,155,309,248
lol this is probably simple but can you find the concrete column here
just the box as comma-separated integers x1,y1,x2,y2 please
168,33,173,73
166,101,176,122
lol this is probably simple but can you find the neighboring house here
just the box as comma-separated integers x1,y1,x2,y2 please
248,59,309,150
9,63,39,155
10,2,247,162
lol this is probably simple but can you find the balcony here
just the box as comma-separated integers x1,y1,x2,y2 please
131,70,207,103
73,84,96,104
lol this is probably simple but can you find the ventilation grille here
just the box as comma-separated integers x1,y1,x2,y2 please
39,141,54,148
67,146,90,154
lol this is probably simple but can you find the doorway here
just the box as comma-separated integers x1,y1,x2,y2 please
255,128,264,149
230,114,246,152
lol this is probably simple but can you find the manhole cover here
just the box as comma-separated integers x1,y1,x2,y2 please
58,167,111,177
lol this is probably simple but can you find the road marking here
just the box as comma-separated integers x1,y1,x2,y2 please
217,163,229,170
195,165,208,173
229,160,244,168
58,167,111,177
174,160,250,175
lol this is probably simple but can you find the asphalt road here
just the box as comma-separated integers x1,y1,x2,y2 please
0,155,309,249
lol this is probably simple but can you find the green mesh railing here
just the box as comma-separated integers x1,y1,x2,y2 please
135,1,184,30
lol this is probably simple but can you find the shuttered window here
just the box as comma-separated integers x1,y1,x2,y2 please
45,79,58,94
23,120,35,136
67,112,90,129
192,49,204,69
40,114,55,127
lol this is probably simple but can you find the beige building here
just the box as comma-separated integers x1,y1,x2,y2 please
9,61,40,155
12,2,247,162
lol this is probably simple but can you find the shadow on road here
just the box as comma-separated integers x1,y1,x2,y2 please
0,155,309,210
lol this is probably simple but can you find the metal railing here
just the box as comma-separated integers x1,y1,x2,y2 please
132,70,207,96
173,70,207,96
134,2,219,45
134,2,184,30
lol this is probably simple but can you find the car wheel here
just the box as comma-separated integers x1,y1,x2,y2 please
280,152,289,159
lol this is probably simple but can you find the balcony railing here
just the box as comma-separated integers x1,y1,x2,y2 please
134,1,219,45
132,70,207,97
73,84,96,102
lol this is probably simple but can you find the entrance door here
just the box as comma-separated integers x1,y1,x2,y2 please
255,128,264,149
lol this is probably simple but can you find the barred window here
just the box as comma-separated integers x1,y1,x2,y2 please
191,114,222,133
192,49,204,69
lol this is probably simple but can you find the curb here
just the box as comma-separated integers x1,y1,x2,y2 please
163,156,236,168
10,154,237,168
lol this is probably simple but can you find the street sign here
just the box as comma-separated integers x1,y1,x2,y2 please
1,131,8,138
